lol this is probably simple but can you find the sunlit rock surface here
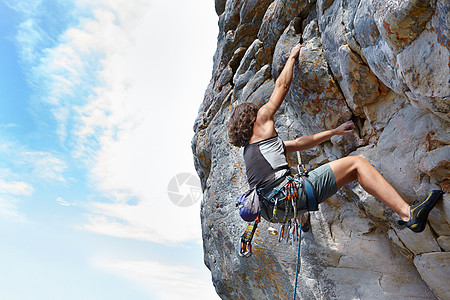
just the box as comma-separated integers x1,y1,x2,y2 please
193,0,449,299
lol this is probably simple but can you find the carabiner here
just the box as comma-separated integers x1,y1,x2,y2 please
286,220,291,243
239,240,252,258
238,220,258,258
292,220,299,242
278,223,285,242
272,198,278,220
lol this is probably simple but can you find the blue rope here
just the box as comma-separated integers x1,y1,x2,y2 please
293,215,303,300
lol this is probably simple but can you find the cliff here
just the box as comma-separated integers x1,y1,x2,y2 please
192,0,449,299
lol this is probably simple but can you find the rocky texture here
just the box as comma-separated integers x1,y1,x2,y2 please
193,0,449,299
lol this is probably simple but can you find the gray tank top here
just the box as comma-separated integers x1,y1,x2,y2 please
243,135,290,190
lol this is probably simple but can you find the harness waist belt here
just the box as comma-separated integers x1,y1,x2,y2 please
262,177,291,200
262,175,318,211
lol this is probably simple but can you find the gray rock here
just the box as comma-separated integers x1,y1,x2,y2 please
272,20,302,79
414,252,450,300
338,44,380,116
439,194,450,225
436,236,450,251
193,1,450,299
233,39,263,90
397,17,450,120
258,0,311,55
372,0,435,52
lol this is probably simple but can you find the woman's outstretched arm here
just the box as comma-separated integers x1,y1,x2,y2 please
259,44,302,120
284,121,354,154
250,44,302,143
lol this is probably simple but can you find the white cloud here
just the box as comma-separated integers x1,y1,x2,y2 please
22,151,68,183
3,0,41,16
56,197,74,206
0,142,67,223
0,179,34,196
5,0,219,297
6,0,217,244
82,193,203,244
0,123,18,129
0,139,68,184
17,18,46,65
10,0,217,287
0,169,34,222
0,196,26,222
46,0,217,244
96,259,219,300
0,147,66,220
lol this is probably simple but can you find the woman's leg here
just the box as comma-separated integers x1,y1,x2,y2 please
328,156,410,221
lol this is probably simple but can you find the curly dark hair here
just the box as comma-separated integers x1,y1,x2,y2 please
228,102,259,147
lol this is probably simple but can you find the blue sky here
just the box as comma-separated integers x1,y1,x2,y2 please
0,0,219,299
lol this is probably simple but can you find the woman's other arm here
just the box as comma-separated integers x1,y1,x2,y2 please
284,121,355,154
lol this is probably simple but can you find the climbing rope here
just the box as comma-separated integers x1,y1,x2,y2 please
293,150,305,300
293,214,303,300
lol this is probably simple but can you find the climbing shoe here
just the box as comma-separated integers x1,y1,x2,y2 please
398,190,444,233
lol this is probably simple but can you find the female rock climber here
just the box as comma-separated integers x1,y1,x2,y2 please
228,43,443,233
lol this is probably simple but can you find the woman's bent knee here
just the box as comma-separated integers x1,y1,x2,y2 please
329,156,360,189
348,155,368,169
335,155,365,169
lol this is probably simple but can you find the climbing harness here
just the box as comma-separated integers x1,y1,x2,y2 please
237,150,316,267
261,152,317,226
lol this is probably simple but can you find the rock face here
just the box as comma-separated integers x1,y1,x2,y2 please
193,0,449,299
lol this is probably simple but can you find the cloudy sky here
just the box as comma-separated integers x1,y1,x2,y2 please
0,0,219,299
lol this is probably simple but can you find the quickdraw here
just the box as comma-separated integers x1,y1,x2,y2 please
277,181,299,242
238,217,260,258
278,223,286,242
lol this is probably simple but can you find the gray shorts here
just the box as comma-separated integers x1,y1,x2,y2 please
305,163,337,205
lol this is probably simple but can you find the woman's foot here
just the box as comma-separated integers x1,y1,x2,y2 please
398,190,444,233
